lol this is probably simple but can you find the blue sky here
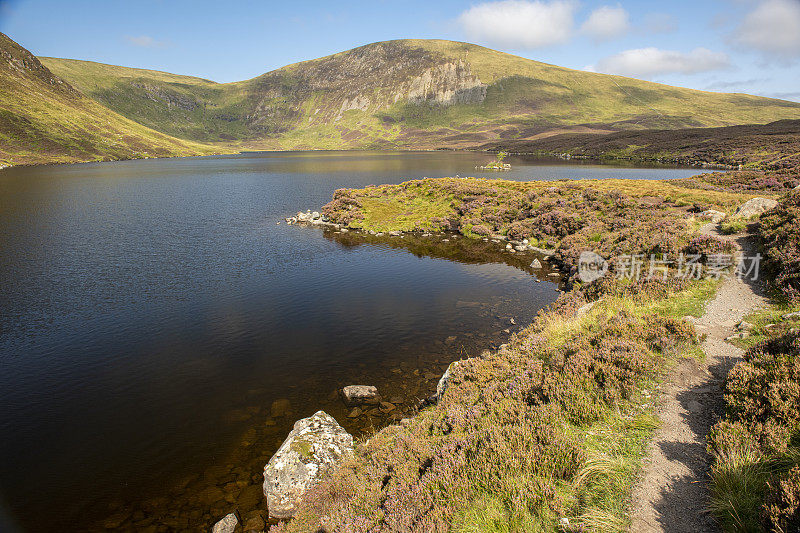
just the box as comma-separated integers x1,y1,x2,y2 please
1,0,799,101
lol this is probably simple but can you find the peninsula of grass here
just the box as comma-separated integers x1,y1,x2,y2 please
263,174,779,531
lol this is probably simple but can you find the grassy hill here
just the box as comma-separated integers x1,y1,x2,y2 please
0,32,218,166
41,39,800,151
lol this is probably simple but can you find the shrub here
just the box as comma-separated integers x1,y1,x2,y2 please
708,331,800,532
759,191,800,300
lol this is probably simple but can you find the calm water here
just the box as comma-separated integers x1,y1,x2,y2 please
0,151,699,531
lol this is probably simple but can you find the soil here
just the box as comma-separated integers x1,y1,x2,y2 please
629,225,768,532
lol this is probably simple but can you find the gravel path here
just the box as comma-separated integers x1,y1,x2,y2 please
629,226,767,533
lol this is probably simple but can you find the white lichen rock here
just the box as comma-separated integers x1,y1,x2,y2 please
263,411,353,519
734,198,778,219
211,513,238,533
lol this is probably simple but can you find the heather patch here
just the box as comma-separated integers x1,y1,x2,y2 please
708,331,800,532
759,191,800,301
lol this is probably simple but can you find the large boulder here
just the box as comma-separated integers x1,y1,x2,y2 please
734,197,778,219
263,411,353,519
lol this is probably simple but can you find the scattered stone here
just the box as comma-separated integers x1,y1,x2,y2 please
243,515,265,532
388,230,402,236
263,411,354,519
783,311,800,320
530,258,542,269
236,484,264,509
736,320,755,331
734,197,778,219
270,398,292,418
341,385,378,406
510,318,516,325
576,301,597,317
547,272,560,278
700,209,727,223
506,243,513,250
347,407,362,418
445,335,457,345
379,401,396,413
212,513,238,533
725,332,750,341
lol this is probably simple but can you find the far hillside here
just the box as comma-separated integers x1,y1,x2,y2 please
0,32,217,166
40,39,800,151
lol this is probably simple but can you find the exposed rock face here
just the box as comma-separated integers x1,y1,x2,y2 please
735,197,778,218
263,411,353,519
211,513,238,533
341,385,378,406
247,40,486,130
0,33,80,98
130,82,199,111
405,60,485,106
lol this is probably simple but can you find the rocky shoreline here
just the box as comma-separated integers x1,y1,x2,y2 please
285,209,558,263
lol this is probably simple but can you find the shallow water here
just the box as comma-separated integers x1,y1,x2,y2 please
0,151,700,531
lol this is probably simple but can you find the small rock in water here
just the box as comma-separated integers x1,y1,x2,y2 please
243,515,265,531
212,513,238,533
347,407,362,418
270,398,292,418
341,385,378,406
379,402,396,413
445,335,457,345
530,259,542,269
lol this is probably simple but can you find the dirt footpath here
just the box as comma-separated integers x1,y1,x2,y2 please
629,227,767,532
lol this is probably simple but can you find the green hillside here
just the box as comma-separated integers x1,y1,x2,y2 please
0,32,218,166
41,39,800,151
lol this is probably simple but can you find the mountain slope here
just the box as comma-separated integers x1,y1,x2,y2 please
42,39,800,151
0,32,218,166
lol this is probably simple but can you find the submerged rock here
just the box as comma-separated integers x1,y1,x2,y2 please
263,411,353,519
734,197,778,219
530,258,542,269
211,513,238,533
341,385,378,406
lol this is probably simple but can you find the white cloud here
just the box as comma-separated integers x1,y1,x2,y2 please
735,0,800,59
580,5,630,41
125,35,168,49
592,47,731,78
457,0,577,49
